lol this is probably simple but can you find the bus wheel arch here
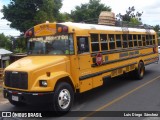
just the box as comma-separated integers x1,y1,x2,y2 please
54,76,75,92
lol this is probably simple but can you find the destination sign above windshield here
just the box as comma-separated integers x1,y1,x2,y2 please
29,35,69,42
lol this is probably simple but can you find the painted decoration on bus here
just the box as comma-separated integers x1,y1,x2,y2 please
29,35,69,42
34,24,56,36
96,53,103,65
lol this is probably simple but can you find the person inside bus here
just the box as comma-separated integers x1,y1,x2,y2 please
77,37,89,54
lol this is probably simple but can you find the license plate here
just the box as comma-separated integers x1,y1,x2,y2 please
12,95,19,101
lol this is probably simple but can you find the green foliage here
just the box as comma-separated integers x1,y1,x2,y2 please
0,34,26,53
1,0,62,33
130,18,141,25
116,6,143,24
57,13,72,22
153,25,160,32
153,25,160,43
0,33,12,50
13,37,27,53
158,32,160,37
71,0,111,23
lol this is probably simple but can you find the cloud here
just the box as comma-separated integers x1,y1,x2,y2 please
0,0,20,36
0,0,160,36
60,0,89,13
60,0,160,25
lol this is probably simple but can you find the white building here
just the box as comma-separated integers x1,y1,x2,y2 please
0,49,12,68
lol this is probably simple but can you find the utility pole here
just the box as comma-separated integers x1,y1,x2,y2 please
11,37,16,53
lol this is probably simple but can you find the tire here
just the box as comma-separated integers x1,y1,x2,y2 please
9,99,26,107
51,82,74,115
135,61,145,80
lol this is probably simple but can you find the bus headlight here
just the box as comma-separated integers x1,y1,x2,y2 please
39,80,48,87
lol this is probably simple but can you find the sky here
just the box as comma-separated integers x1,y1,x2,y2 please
0,0,160,36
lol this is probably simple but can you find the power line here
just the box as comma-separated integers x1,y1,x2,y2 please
0,29,19,30
3,1,57,8
4,1,45,6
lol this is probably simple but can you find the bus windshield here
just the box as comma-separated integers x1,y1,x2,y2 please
28,34,74,55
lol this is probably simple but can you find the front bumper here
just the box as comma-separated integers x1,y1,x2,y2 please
3,89,54,105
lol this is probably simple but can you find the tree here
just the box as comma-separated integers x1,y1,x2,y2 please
153,25,160,41
1,0,62,34
71,0,111,23
0,34,12,50
153,25,160,32
57,12,72,22
116,6,143,25
13,37,27,53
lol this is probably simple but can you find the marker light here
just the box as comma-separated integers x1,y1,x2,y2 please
63,27,68,32
46,72,51,77
46,21,49,23
25,28,34,38
153,45,157,53
58,27,62,33
28,31,33,36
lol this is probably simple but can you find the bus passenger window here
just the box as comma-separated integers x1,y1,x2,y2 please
142,35,146,46
149,35,153,45
91,34,100,52
137,35,142,46
133,35,137,47
100,34,108,50
152,35,156,44
122,34,128,48
116,34,122,48
77,37,89,54
109,34,115,50
146,35,150,45
128,35,133,47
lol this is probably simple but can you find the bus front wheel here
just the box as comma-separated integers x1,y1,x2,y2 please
135,61,145,80
51,82,74,115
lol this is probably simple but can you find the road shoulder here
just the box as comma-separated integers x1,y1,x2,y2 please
0,80,8,104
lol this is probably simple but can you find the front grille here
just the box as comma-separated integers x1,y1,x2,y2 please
4,71,28,89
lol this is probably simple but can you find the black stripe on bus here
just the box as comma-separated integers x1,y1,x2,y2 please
145,61,158,66
91,45,155,57
141,52,155,57
91,52,155,67
79,62,137,80
144,57,159,66
144,57,159,62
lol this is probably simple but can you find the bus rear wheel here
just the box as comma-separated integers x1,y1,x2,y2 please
135,61,145,80
51,82,74,115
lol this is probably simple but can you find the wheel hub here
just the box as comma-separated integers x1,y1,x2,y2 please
58,89,71,109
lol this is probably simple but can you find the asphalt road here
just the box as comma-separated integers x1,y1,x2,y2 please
1,61,160,120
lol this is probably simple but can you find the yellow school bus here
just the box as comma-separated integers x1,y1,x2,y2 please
3,22,159,114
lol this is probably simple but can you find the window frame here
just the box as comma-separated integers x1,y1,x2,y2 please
115,34,122,49
90,34,100,52
108,34,116,50
100,34,109,51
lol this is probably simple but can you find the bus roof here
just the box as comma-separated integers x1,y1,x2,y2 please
60,22,156,34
